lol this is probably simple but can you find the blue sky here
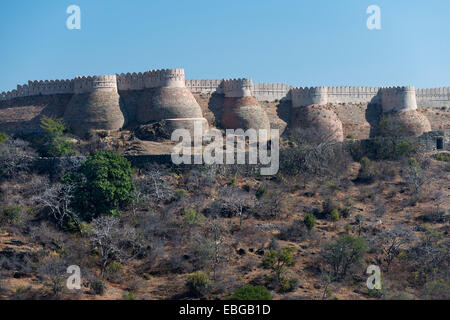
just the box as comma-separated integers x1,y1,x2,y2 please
0,0,449,91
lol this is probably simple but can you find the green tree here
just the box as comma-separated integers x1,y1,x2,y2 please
185,271,212,298
0,132,7,144
304,213,317,231
322,235,368,279
69,151,135,219
40,116,75,156
225,285,272,300
262,247,295,284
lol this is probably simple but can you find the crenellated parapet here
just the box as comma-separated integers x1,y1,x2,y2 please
185,79,224,94
379,86,417,112
144,68,185,88
116,69,185,90
290,86,328,107
0,79,74,100
116,72,146,91
222,78,253,98
416,87,450,108
73,75,117,94
1,70,449,108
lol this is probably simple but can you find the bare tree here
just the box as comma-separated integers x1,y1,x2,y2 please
38,257,68,297
402,158,436,199
218,185,256,227
377,225,414,272
134,166,173,204
0,138,36,178
195,221,230,281
32,182,78,228
89,216,140,278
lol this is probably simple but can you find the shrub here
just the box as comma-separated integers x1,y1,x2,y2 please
256,185,266,199
434,153,450,162
340,206,351,218
2,206,21,223
0,138,37,178
174,188,188,200
105,261,122,274
422,280,450,300
0,132,7,144
322,235,367,279
346,134,355,140
304,213,317,231
90,279,105,295
226,285,272,300
357,157,377,183
322,198,340,216
185,271,212,298
262,247,295,285
278,220,305,241
351,137,416,161
39,116,75,157
183,209,205,227
122,291,136,300
279,277,299,293
330,209,340,221
68,151,135,219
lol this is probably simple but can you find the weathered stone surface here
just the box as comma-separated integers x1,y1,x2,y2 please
135,120,172,141
378,110,432,137
148,87,203,122
291,105,344,143
221,97,270,131
0,95,71,134
64,90,125,136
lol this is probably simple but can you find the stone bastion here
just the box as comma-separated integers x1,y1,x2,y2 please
0,69,448,141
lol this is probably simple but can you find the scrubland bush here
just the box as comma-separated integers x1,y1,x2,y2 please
226,285,272,300
322,235,367,279
185,271,212,297
304,213,317,231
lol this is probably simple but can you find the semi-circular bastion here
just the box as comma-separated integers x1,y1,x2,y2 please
63,75,125,136
220,79,271,132
290,87,344,142
0,70,447,141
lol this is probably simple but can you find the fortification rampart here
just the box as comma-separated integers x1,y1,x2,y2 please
291,86,329,107
222,78,253,98
416,87,450,108
116,68,185,90
73,75,117,94
379,86,417,112
1,71,449,109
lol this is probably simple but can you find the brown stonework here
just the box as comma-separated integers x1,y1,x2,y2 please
64,91,125,136
291,104,344,143
221,97,270,131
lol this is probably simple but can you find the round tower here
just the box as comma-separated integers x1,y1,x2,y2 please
136,69,208,136
291,87,329,107
289,87,342,142
220,78,270,133
379,86,431,137
64,75,125,136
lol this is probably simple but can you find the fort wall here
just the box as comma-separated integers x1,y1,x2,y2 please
222,78,253,98
2,74,448,108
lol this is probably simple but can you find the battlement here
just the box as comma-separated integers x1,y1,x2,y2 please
116,68,185,90
185,79,224,94
116,72,145,91
379,86,417,112
1,70,449,109
291,86,329,107
73,75,117,94
145,68,185,88
222,78,253,98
